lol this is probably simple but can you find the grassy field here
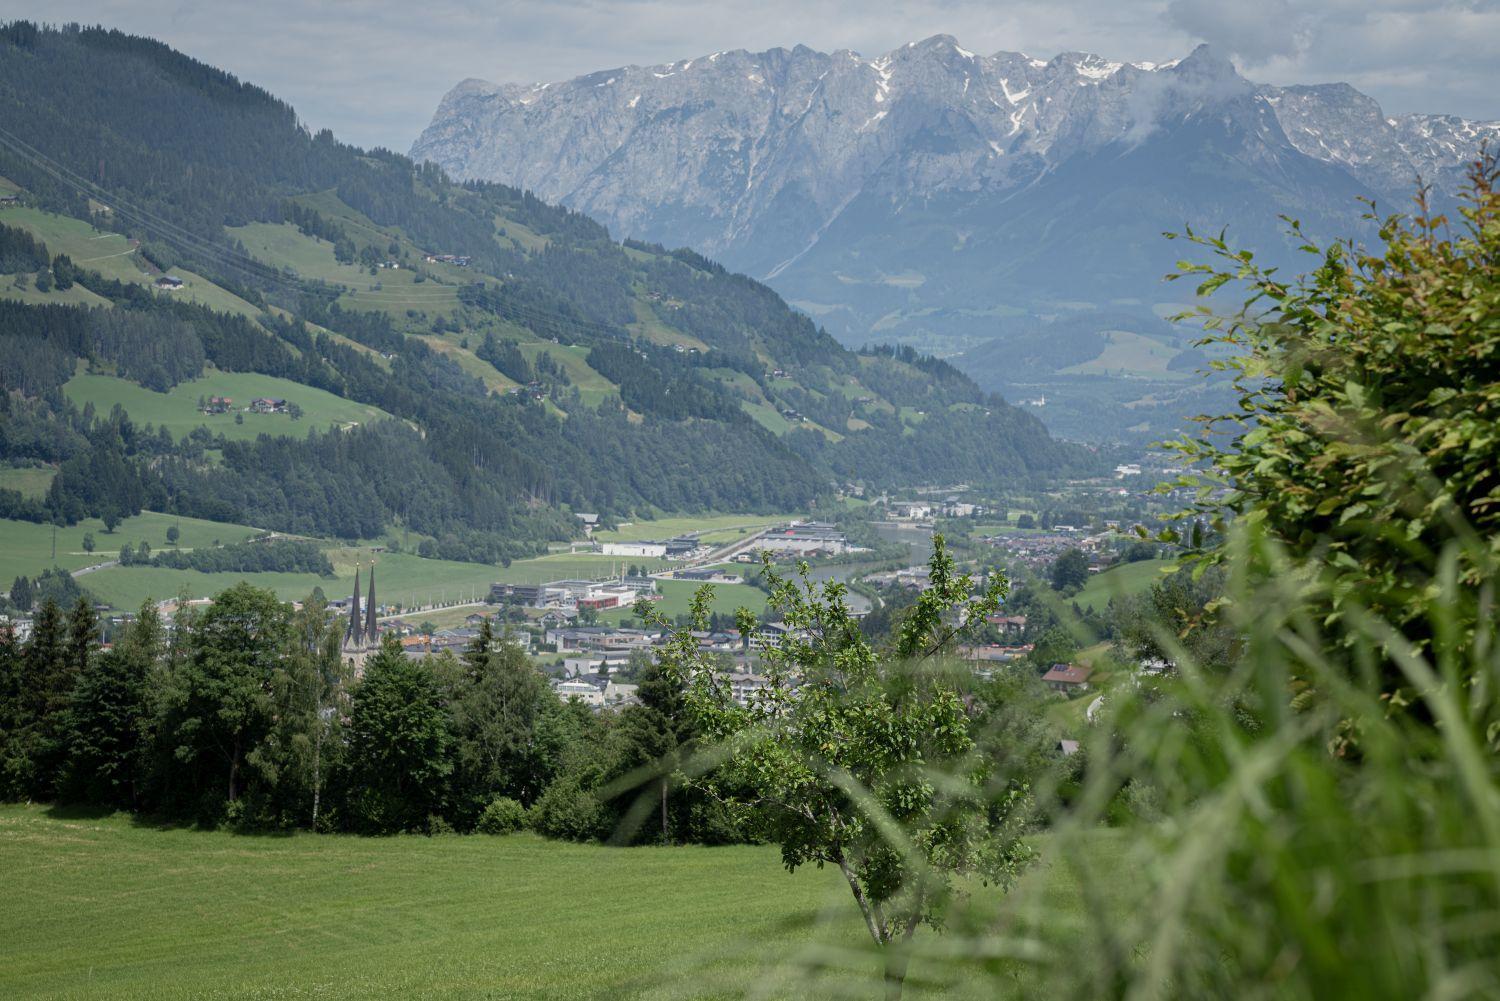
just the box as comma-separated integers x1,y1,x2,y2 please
0,465,56,500
0,206,262,318
1061,329,1188,378
601,578,769,624
1074,558,1174,613
77,548,684,613
0,512,261,588
64,369,391,441
80,550,505,612
0,805,1130,999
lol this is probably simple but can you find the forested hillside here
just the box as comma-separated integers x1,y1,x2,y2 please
0,22,1086,563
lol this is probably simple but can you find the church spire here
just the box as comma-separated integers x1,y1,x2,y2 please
363,561,378,644
347,561,363,648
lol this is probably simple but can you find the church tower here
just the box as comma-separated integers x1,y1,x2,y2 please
346,562,363,648
363,561,378,645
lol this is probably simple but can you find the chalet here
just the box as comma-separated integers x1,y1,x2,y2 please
725,672,770,706
155,275,184,290
204,396,232,414
1042,663,1094,694
249,397,288,414
959,643,1033,664
986,613,1028,636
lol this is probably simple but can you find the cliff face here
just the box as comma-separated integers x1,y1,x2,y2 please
414,36,1499,345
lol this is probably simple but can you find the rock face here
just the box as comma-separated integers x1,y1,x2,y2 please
413,36,1499,346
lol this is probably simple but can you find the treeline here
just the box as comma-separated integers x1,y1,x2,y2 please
477,334,533,383
0,586,738,843
0,221,49,272
118,538,334,575
587,342,742,422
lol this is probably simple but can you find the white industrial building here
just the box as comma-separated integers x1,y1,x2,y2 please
600,541,668,558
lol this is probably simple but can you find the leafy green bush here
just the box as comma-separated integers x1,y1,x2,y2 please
527,777,606,842
475,796,527,836
1167,156,1500,705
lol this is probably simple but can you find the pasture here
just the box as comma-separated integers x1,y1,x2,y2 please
0,512,261,588
0,805,1128,1000
1073,558,1174,613
64,369,391,441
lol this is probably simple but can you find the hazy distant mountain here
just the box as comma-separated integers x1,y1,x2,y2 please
413,37,1497,339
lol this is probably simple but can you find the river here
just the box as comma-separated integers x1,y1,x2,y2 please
796,523,935,614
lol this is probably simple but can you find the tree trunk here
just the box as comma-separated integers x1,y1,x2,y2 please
228,736,240,803
883,945,910,1001
311,721,322,828
660,779,669,842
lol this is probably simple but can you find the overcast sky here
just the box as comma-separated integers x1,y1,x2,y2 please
16,1,1500,150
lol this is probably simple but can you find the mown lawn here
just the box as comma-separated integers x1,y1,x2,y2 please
0,805,1132,1000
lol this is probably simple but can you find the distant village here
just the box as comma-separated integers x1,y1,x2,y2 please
4,464,1185,729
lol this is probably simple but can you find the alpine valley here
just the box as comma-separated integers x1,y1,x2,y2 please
413,35,1500,441
0,23,1082,572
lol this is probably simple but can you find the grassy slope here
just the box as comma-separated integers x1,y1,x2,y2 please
0,511,260,587
0,465,56,499
0,805,1134,1000
0,206,262,318
64,369,391,441
1074,559,1174,613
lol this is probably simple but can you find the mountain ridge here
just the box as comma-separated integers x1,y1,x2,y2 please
0,21,1088,566
411,35,1497,443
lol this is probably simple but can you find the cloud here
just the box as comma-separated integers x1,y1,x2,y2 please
9,1,1499,148
1164,0,1305,63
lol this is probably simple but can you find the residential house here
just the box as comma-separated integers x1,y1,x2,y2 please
1042,664,1094,694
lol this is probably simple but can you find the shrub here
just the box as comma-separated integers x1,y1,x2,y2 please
528,777,606,841
475,796,527,836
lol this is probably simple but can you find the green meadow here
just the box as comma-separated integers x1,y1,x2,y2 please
0,511,261,586
64,369,391,441
0,465,56,500
1074,558,1174,613
0,206,262,317
0,804,1127,1000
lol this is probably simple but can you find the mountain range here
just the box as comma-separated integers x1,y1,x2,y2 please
0,22,1083,569
412,36,1499,441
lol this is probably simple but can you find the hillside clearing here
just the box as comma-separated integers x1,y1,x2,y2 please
64,369,391,441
